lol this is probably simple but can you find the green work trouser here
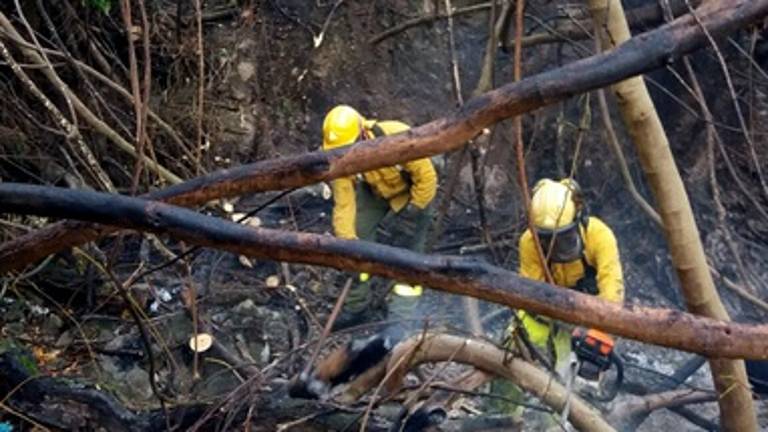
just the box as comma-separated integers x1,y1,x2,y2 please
344,182,432,323
489,320,572,417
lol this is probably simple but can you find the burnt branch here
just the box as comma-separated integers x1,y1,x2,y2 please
1,0,767,272
370,333,614,432
3,184,768,360
0,348,205,432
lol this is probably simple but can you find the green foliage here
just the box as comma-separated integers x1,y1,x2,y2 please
85,0,112,14
0,339,39,375
17,352,39,376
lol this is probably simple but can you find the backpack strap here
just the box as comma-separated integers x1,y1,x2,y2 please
575,219,599,296
368,122,411,185
370,122,387,139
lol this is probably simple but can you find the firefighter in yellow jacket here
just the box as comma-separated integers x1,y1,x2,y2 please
489,178,624,416
321,105,438,329
514,178,624,371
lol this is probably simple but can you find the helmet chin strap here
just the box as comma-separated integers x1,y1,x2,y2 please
361,129,371,140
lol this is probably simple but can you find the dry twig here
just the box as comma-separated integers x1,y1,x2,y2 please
0,12,182,184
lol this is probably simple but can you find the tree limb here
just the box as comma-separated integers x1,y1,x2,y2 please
619,355,710,430
378,333,615,432
0,12,181,185
505,0,702,49
588,0,758,429
3,184,768,359
610,389,714,422
0,348,205,432
0,0,766,273
369,2,496,45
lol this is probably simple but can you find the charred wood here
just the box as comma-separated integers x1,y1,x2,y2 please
0,347,207,432
1,0,767,273
3,184,768,360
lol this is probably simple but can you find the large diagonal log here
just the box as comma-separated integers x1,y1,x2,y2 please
3,184,768,359
1,0,766,273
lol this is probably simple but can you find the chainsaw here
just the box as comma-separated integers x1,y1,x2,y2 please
570,327,624,401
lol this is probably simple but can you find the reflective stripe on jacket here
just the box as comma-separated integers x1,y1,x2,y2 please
330,120,438,239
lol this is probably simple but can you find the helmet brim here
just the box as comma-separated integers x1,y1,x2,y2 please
535,220,578,236
322,136,356,150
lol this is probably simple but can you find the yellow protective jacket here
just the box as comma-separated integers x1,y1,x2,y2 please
330,120,438,239
516,216,623,349
518,216,624,303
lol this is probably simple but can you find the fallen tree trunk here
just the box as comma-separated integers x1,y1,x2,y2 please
1,0,766,273
3,184,768,359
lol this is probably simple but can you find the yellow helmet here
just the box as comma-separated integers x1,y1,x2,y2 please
322,105,364,150
530,178,579,230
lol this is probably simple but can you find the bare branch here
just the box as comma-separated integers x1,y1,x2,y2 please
379,333,615,432
4,184,768,359
1,0,767,272
0,12,181,185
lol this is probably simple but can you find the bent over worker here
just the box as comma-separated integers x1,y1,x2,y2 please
321,105,438,329
490,178,625,417
513,178,624,373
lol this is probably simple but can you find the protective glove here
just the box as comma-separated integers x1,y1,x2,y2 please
573,272,599,295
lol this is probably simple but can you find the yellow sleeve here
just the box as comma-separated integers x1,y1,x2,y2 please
331,177,357,240
586,218,624,304
403,158,437,209
519,230,546,282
